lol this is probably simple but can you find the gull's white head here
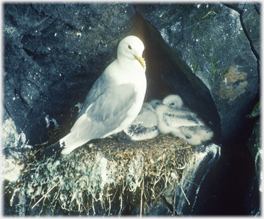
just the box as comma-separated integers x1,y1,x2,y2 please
163,94,183,109
117,35,145,69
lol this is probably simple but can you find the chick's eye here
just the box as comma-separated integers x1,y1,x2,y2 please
170,103,175,106
128,45,132,50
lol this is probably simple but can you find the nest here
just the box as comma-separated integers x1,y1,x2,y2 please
5,127,197,216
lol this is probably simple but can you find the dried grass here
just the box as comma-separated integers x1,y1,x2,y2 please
5,128,195,216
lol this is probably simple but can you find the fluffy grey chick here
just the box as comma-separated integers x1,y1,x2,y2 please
122,102,159,141
156,94,213,145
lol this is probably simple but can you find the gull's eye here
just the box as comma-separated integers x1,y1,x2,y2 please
170,102,175,106
128,45,132,50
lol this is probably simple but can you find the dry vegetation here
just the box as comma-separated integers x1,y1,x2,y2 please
5,128,197,216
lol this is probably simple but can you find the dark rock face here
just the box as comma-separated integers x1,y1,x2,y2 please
163,144,221,215
224,3,260,58
135,2,259,142
4,3,136,145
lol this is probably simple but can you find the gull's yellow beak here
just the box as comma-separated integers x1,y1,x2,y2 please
135,56,146,70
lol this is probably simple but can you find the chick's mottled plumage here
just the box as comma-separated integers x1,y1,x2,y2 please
156,94,213,145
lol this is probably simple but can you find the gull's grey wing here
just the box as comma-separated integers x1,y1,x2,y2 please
87,83,136,123
70,83,136,140
77,73,114,120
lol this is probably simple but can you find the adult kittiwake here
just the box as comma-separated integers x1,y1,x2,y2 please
116,101,159,141
156,94,213,145
42,35,146,155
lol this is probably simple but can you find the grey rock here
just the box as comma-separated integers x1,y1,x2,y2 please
223,2,246,12
247,106,261,192
241,3,260,58
245,117,261,216
163,144,221,215
254,3,261,14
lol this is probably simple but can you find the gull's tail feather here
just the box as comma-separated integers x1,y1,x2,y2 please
40,141,62,156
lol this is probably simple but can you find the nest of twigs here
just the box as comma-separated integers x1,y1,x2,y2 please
5,126,197,216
